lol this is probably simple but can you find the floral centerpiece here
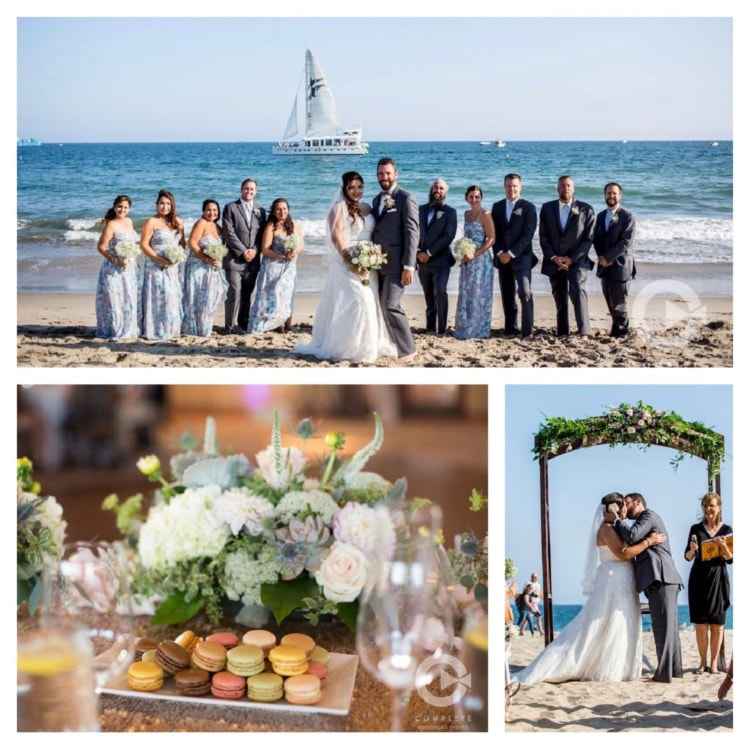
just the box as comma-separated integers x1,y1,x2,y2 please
17,458,67,611
104,413,401,630
453,236,477,262
345,241,388,285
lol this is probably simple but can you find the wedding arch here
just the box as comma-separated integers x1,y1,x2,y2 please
533,402,725,645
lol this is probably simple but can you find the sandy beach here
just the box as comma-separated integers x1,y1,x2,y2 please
506,629,733,731
17,289,732,368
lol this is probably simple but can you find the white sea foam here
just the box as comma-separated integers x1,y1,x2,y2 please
66,217,101,231
63,229,100,242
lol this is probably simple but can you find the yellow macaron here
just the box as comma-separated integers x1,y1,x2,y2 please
280,633,316,658
127,660,164,692
268,645,308,676
175,630,200,654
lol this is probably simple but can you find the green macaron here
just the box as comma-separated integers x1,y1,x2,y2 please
226,644,265,677
247,672,284,702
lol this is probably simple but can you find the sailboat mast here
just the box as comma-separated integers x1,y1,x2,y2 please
305,50,312,138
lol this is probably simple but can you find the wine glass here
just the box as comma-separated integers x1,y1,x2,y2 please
40,541,136,689
356,503,456,731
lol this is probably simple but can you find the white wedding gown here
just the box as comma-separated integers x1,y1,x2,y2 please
514,545,643,684
295,208,397,363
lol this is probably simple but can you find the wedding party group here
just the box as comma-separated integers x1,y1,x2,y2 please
511,491,732,687
94,157,637,364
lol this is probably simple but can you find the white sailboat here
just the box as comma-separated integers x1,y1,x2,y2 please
272,50,368,156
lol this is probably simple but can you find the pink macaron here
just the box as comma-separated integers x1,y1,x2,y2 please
210,670,246,700
305,660,328,684
206,632,240,649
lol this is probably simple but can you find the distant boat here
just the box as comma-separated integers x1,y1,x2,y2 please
479,141,491,146
17,138,42,147
712,141,720,147
494,139,506,148
622,139,628,144
273,50,367,156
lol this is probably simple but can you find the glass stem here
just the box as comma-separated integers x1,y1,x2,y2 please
391,687,410,732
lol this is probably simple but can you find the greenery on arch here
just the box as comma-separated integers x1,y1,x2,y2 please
533,401,725,478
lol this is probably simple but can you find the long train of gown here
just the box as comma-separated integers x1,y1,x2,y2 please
514,546,643,684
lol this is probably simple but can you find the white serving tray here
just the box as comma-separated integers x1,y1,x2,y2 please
99,652,358,716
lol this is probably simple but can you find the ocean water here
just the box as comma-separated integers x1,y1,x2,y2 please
547,604,733,633
17,141,732,294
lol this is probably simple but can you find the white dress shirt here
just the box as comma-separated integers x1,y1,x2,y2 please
559,200,572,228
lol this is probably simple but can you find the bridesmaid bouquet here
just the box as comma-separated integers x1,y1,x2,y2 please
346,241,388,286
112,239,140,265
453,237,478,262
164,244,188,265
281,234,299,256
203,239,228,263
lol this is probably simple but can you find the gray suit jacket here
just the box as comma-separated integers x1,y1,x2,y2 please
371,187,419,277
615,510,683,593
222,200,266,270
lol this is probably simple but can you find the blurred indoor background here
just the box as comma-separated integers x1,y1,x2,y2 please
17,384,487,543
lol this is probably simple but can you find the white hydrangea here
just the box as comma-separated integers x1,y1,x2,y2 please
213,488,274,536
333,502,382,554
275,490,340,525
344,471,391,494
255,445,306,490
36,495,67,559
137,485,230,569
223,545,281,606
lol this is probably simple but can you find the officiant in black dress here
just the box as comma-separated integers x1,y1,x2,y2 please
684,492,733,674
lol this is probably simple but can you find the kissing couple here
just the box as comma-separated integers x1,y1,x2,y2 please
295,158,419,364
514,492,684,685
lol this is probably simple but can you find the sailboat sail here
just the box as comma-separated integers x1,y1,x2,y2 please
305,50,339,137
282,96,298,140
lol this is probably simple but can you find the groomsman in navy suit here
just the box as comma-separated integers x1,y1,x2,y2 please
416,178,457,335
539,176,596,336
491,173,538,337
593,182,637,337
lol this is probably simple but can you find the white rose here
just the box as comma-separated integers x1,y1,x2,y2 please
255,445,306,490
315,541,368,603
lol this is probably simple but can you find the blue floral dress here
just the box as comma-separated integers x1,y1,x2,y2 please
140,227,183,339
181,235,229,336
95,229,140,339
454,216,493,339
247,234,298,333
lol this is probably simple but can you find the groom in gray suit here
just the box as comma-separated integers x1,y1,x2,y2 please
222,178,266,333
371,158,419,359
612,492,684,683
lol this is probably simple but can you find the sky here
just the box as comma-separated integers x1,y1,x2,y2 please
505,385,732,604
17,17,732,142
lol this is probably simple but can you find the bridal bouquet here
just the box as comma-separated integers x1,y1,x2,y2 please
163,244,187,265
112,239,140,265
17,458,67,611
103,412,405,630
453,237,477,262
346,241,388,285
203,239,228,263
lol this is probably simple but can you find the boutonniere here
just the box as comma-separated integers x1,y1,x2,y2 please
253,208,261,217
571,206,580,216
436,210,444,220
382,195,396,211
610,212,619,225
513,207,523,216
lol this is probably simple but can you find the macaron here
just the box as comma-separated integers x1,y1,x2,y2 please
174,668,211,696
309,645,330,665
306,660,328,684
206,632,240,649
142,649,158,664
127,661,164,692
226,644,265,677
281,633,316,658
175,630,200,654
156,641,190,675
247,672,284,702
210,670,246,700
284,674,322,705
134,637,158,660
191,640,227,672
242,629,277,656
269,645,308,677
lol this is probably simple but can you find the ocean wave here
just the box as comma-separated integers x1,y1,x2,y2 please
63,229,101,242
66,217,101,231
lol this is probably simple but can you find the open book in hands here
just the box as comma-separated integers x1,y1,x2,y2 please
700,534,733,561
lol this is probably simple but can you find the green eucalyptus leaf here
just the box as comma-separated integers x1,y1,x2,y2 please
261,576,320,625
151,591,205,625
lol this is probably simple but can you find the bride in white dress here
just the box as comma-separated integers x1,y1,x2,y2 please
514,496,665,685
295,171,397,363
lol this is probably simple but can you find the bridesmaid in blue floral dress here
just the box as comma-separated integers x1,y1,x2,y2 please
248,198,304,333
95,194,139,339
139,190,185,339
454,185,496,339
182,199,228,336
